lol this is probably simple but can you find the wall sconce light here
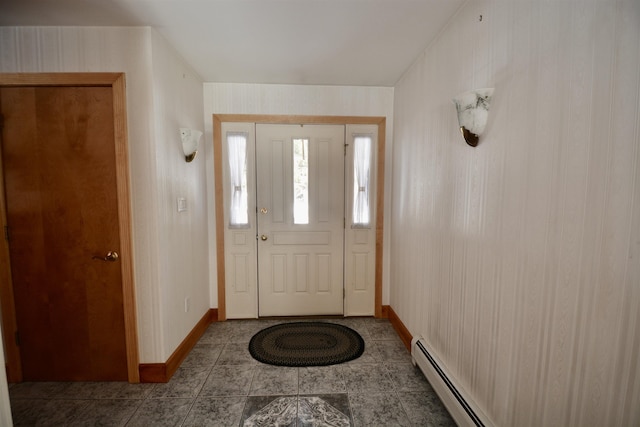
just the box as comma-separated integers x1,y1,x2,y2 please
452,88,494,147
180,128,202,162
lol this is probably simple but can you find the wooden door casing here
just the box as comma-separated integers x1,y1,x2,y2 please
214,114,386,321
0,73,139,383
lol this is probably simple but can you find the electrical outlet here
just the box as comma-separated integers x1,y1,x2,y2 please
184,297,190,313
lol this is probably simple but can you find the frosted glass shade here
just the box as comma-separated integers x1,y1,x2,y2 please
180,128,203,162
452,88,494,147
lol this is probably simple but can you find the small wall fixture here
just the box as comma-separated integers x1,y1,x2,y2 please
180,128,202,162
452,88,494,147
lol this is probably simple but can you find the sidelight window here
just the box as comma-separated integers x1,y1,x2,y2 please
352,135,372,227
227,132,249,227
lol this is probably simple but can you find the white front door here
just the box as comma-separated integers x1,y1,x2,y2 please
256,124,345,316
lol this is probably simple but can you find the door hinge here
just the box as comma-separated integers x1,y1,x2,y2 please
15,331,20,346
344,143,348,156
343,288,346,299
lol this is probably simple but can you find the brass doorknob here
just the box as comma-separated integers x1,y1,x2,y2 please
260,208,268,214
93,251,119,262
260,235,268,241
105,251,119,261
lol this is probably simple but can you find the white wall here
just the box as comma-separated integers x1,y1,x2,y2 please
149,31,209,358
391,1,640,426
0,26,208,363
203,83,395,308
0,327,12,426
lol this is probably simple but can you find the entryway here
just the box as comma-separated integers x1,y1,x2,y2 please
213,115,385,320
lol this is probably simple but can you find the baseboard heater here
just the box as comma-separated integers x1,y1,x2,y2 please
411,337,492,427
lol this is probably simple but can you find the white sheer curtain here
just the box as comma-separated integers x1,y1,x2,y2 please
353,135,372,227
227,132,249,227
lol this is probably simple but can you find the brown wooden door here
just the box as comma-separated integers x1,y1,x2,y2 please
0,86,128,381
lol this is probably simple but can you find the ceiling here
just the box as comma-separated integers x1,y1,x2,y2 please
0,0,465,87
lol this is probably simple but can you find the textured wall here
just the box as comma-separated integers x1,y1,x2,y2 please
203,83,395,307
149,31,208,360
391,1,640,426
0,27,208,363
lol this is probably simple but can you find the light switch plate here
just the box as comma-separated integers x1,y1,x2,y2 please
177,197,187,212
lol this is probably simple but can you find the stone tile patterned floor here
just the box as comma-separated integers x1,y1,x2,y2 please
8,317,456,426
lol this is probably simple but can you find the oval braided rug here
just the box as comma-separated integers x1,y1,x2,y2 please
248,322,365,367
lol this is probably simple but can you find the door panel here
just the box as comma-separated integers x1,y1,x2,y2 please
256,124,344,316
1,86,127,381
344,124,378,315
221,122,258,319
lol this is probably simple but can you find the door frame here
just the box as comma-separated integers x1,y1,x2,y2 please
213,114,385,320
0,73,140,383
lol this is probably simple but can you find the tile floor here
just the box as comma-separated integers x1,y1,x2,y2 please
8,317,456,426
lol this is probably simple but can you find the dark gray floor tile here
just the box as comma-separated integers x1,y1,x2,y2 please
249,365,298,396
385,361,433,392
398,391,457,426
56,381,154,400
342,363,393,393
367,320,400,340
126,397,192,426
375,339,412,363
298,366,346,394
9,382,71,399
56,382,119,399
112,382,157,399
200,365,256,396
67,399,141,426
11,398,90,426
228,320,276,343
182,396,246,427
349,392,411,427
149,366,211,398
199,322,235,344
217,342,259,366
182,343,223,367
227,324,259,344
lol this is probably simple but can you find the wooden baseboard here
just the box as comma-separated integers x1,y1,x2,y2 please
387,306,413,352
380,305,390,319
138,363,167,384
139,308,215,383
